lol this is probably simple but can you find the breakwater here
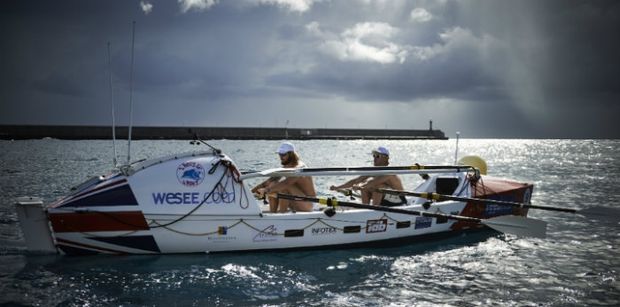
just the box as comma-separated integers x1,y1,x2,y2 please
0,125,447,140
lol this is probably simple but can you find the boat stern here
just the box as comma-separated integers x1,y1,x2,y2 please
450,175,534,231
471,176,534,218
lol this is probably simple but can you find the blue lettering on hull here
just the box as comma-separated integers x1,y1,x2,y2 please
151,192,235,205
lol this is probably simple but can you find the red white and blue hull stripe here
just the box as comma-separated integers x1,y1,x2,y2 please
48,178,161,255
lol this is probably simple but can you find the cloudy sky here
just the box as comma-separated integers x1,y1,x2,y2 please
2,0,619,138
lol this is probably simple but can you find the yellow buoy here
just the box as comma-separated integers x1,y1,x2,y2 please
458,155,487,175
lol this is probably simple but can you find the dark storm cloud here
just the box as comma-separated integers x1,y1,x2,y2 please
1,0,619,137
456,1,620,105
268,44,506,103
541,4,620,101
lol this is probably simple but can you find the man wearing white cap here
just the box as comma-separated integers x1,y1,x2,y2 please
330,146,406,206
252,142,316,213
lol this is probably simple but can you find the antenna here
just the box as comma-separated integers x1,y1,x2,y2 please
127,21,136,165
107,42,118,168
454,131,460,164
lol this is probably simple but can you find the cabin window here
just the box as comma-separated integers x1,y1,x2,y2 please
343,226,361,233
396,221,411,229
435,176,460,195
284,229,304,237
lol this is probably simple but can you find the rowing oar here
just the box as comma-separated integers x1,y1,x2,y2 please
239,165,475,180
276,193,547,238
379,189,620,221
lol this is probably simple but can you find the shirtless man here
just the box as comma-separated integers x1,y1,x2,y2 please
330,146,406,206
251,142,316,213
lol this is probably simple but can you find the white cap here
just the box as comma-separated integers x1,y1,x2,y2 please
371,146,389,156
276,142,295,154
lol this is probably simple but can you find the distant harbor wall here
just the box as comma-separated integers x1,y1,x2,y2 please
0,125,448,140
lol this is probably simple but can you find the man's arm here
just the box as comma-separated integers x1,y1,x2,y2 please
251,177,281,193
358,175,391,191
264,176,302,193
330,176,369,190
362,175,404,192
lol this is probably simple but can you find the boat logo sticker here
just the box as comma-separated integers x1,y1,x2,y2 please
206,226,238,243
176,161,206,187
218,226,228,235
414,216,432,229
253,225,278,242
366,219,388,233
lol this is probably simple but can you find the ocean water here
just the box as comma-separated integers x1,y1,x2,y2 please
1,139,619,306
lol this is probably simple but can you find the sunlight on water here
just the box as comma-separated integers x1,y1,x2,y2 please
1,139,619,306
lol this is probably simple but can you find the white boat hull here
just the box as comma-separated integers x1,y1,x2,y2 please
52,202,463,254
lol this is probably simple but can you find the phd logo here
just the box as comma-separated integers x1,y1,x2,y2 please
176,161,205,187
366,219,388,233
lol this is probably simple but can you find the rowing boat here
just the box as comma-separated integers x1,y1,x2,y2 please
14,146,553,255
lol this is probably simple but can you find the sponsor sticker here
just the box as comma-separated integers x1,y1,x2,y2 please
151,191,235,205
218,226,228,235
207,236,237,243
523,188,532,204
484,204,513,217
415,216,432,229
311,227,337,236
177,161,206,187
366,219,387,233
253,225,278,242
483,194,520,217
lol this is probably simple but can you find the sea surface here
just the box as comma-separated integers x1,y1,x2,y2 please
1,139,619,306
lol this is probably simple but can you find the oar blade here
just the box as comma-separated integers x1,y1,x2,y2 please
578,206,620,222
482,215,547,238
